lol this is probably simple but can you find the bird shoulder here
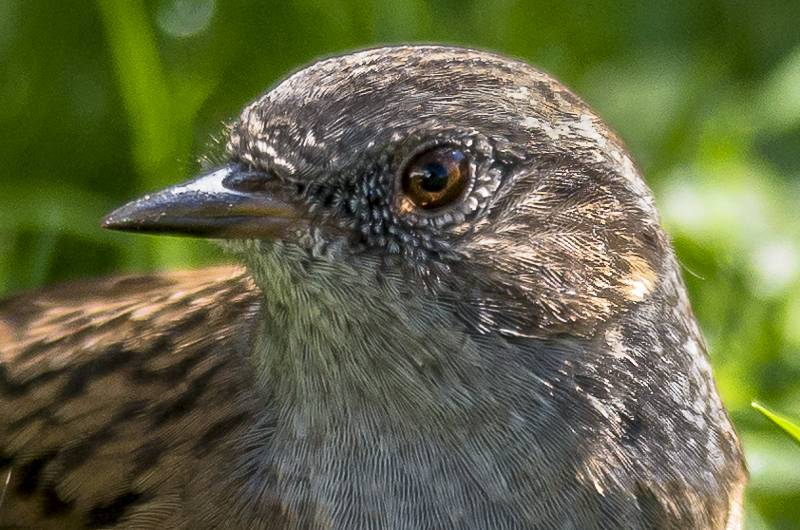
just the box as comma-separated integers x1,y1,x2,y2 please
0,266,261,528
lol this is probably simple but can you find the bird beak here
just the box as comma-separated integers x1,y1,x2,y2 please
101,165,309,239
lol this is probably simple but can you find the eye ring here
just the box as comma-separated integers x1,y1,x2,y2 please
401,146,469,210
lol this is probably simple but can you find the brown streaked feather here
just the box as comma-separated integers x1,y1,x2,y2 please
0,266,261,529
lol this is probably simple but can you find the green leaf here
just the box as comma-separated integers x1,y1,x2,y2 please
753,402,800,448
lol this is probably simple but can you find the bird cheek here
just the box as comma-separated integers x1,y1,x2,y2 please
615,255,658,303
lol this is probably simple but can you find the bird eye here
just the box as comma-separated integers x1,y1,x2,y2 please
402,147,469,210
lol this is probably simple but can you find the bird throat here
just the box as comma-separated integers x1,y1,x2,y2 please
228,241,581,526
242,240,492,435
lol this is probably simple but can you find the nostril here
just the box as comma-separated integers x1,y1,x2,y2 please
222,169,276,193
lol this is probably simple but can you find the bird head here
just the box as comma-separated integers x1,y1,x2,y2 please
100,46,746,528
103,45,669,340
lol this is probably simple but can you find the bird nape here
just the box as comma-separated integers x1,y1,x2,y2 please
0,46,746,529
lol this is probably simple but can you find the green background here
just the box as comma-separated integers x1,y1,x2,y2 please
1,0,799,527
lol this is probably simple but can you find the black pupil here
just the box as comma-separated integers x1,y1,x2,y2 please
419,163,449,192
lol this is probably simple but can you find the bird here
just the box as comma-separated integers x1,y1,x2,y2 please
0,45,746,529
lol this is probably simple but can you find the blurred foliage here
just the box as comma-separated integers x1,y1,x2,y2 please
754,403,800,448
1,0,799,527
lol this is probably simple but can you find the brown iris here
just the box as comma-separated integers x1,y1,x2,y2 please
402,147,469,210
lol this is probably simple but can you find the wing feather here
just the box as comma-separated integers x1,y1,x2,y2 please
0,266,261,528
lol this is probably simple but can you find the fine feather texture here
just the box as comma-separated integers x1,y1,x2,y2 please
0,267,261,528
1,46,746,529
